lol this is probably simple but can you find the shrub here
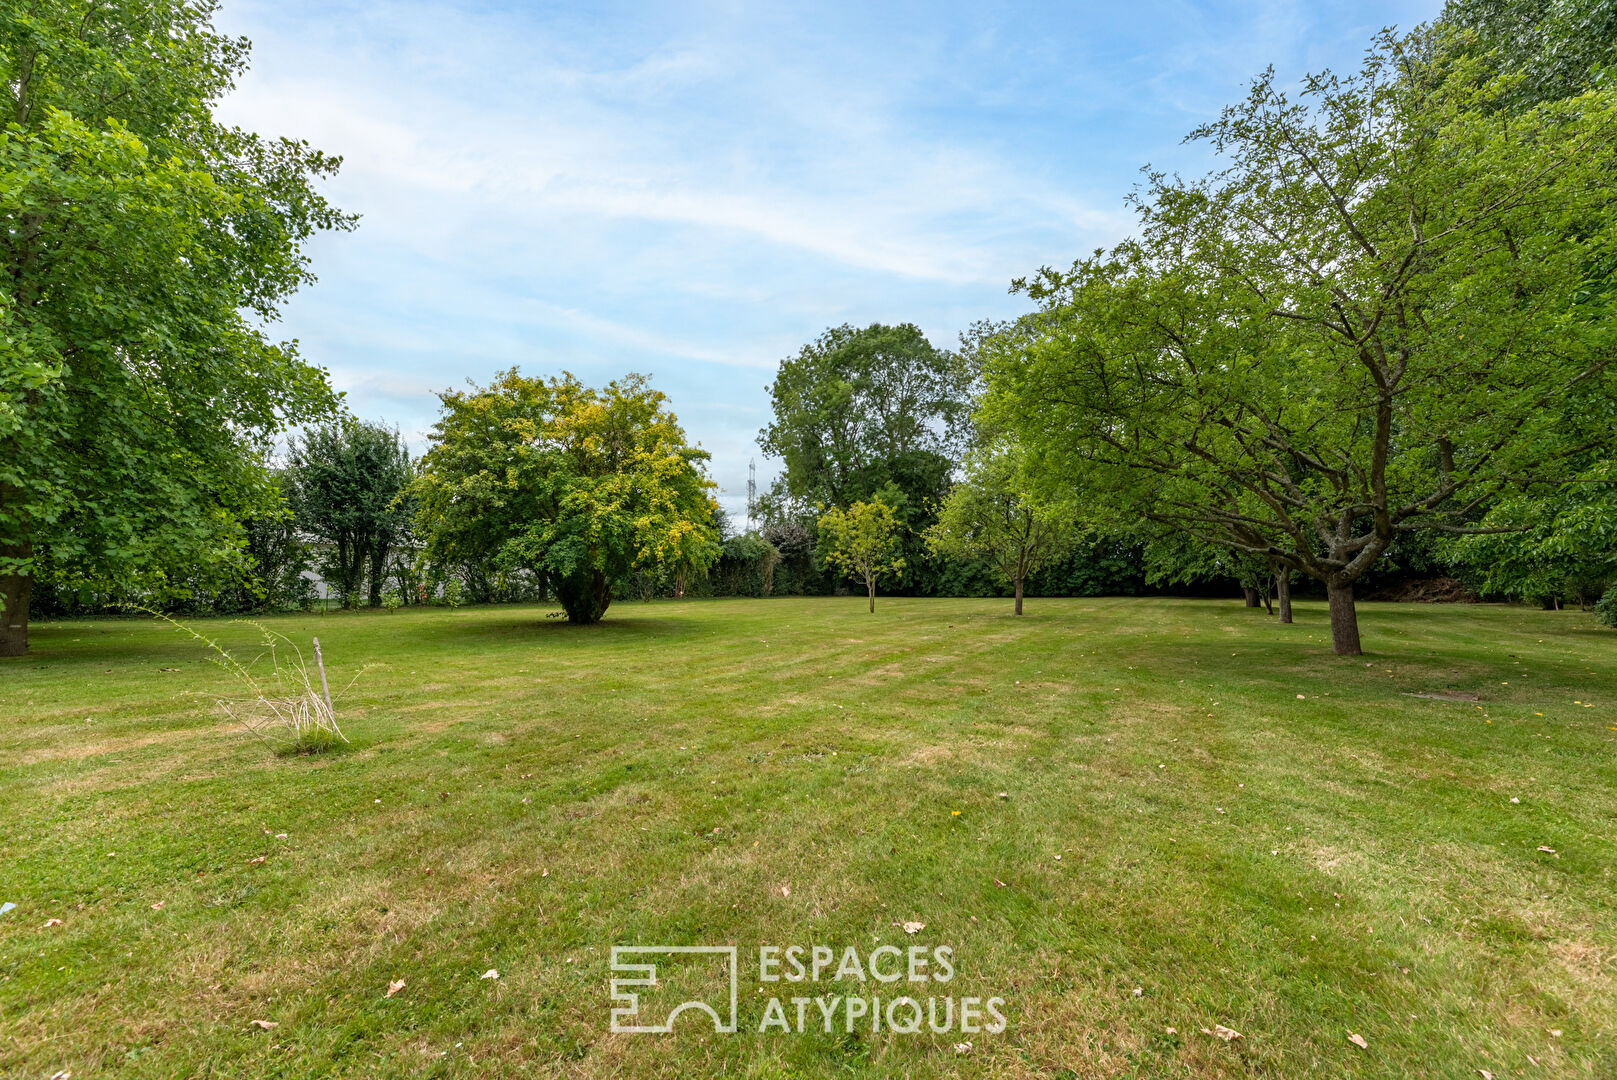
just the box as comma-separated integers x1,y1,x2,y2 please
381,589,402,613
1596,584,1617,629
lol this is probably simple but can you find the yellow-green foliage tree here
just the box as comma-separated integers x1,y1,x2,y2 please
817,499,904,613
411,370,720,624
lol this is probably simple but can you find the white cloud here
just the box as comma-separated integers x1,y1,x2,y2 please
217,0,1438,499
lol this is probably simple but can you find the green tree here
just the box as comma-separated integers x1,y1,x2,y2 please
983,30,1617,656
924,446,1078,615
286,420,413,609
0,1,352,655
411,370,719,624
817,499,904,613
1448,460,1617,606
760,323,968,508
1436,0,1617,596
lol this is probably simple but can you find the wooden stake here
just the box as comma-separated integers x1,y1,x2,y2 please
312,637,335,715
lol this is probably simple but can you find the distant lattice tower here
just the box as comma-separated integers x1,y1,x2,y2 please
747,459,757,533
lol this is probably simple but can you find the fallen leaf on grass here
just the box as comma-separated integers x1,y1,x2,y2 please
150,902,164,911
953,1041,972,1054
1202,1024,1242,1042
1165,1027,1177,1035
386,979,406,998
780,885,790,897
1537,846,1556,853
480,969,499,980
1478,1071,1494,1080
993,879,1008,888
1348,1032,1368,1048
50,1070,72,1079
249,1020,278,1030
43,918,63,927
901,921,925,934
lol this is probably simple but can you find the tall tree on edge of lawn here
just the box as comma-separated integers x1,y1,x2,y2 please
759,323,970,511
0,0,353,654
287,421,413,609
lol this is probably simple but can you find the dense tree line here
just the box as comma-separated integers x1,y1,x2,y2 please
8,0,1613,644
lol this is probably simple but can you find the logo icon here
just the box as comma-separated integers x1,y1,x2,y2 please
609,945,738,1034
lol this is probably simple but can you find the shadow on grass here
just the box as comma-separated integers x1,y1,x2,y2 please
442,608,704,642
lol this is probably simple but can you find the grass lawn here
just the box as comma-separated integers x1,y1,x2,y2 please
2,596,1614,1078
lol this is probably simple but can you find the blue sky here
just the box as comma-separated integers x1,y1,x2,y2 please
216,0,1438,522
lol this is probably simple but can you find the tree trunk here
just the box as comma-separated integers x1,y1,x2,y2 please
336,535,363,608
556,569,613,623
1014,577,1024,616
1327,578,1361,656
1,568,29,657
1243,586,1261,607
1276,570,1292,624
368,544,387,608
867,576,875,613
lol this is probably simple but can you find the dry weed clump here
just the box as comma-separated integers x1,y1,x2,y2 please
145,611,361,752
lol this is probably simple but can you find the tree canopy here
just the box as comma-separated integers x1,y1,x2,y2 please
411,370,719,624
1444,0,1617,107
0,0,352,654
759,323,968,509
981,28,1617,654
758,322,971,593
